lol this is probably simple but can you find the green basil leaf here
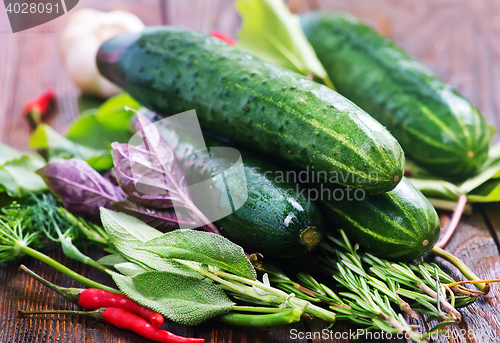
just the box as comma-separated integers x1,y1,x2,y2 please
29,124,112,170
236,0,334,89
110,270,234,325
77,94,105,113
139,229,256,280
66,93,140,151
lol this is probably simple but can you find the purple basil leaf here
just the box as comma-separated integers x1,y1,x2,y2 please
110,112,219,233
111,142,179,208
112,199,201,232
36,159,125,218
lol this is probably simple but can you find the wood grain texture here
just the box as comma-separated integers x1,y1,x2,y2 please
420,214,500,343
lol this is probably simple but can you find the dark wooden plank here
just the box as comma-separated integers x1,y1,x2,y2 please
164,0,239,36
415,214,500,343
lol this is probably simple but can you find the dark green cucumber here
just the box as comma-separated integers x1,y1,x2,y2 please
158,124,324,258
97,26,404,193
318,177,440,261
301,12,491,179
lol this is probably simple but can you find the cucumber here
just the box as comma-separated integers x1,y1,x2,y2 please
317,177,440,261
97,26,405,193
301,12,491,179
157,123,325,258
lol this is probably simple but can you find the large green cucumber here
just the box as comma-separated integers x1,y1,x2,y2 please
318,177,440,261
97,26,404,193
157,123,324,258
301,12,491,179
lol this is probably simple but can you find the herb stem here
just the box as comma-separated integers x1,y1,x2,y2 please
431,246,490,293
211,269,288,299
231,306,289,313
415,283,461,322
19,245,119,293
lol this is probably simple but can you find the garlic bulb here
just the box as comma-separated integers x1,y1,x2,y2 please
60,9,145,98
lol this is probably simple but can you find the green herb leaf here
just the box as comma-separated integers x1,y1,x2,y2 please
467,178,500,202
77,94,105,113
29,124,112,170
139,229,257,280
407,177,461,201
0,144,47,197
109,270,234,325
66,93,140,151
97,254,129,267
100,209,202,278
114,262,147,277
0,143,24,165
235,0,334,89
408,143,500,204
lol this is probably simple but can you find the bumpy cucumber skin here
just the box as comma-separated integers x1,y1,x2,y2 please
97,27,404,193
301,12,491,179
159,126,325,258
216,154,325,258
318,177,440,261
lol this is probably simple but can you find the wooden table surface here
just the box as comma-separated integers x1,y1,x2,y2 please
0,1,499,342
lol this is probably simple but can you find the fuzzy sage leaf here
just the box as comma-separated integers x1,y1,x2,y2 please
110,270,234,325
100,209,202,279
138,229,257,280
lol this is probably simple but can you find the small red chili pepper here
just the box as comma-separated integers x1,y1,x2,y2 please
20,265,164,329
22,87,56,128
18,308,205,343
210,30,236,46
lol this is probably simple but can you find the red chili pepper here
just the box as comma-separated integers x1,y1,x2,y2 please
210,30,236,46
18,308,205,343
20,265,164,329
102,308,204,343
78,288,164,329
22,87,56,128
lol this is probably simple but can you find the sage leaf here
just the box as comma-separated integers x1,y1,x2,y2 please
100,209,202,278
236,0,334,89
139,229,256,280
97,253,129,267
114,262,147,277
110,270,234,325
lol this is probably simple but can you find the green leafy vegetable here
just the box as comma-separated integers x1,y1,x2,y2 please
114,262,147,277
408,142,500,204
0,143,47,197
235,0,334,89
139,229,257,280
66,93,140,151
110,270,234,325
29,94,140,171
97,253,129,267
100,208,202,278
29,124,112,170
